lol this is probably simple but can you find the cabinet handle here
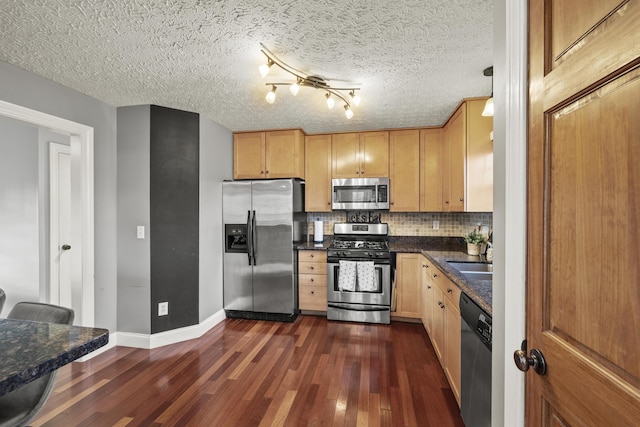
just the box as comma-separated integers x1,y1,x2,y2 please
310,254,315,258
261,170,265,174
266,170,269,174
445,200,450,204
447,288,452,293
309,266,314,270
427,285,432,289
459,198,464,202
356,171,360,174
311,291,315,295
310,278,314,282
433,274,438,278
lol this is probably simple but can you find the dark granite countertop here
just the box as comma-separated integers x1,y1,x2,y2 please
0,318,109,396
420,250,493,316
296,235,492,316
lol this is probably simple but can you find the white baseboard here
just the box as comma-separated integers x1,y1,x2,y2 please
75,309,226,360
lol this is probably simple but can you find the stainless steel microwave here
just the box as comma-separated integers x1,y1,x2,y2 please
331,177,390,210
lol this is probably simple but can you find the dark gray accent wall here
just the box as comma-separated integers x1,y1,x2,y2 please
150,105,199,333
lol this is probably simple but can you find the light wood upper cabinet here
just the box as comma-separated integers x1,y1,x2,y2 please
389,129,420,212
394,253,422,319
443,105,466,211
305,134,332,212
332,131,389,178
442,99,493,212
233,132,266,179
233,129,304,180
465,99,493,212
420,128,443,212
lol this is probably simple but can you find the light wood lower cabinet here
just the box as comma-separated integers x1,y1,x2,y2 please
421,254,461,406
298,250,327,311
394,253,422,319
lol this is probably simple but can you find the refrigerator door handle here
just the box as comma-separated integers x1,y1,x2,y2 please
251,210,257,265
246,210,253,265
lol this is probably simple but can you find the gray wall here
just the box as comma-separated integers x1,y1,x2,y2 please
116,105,151,333
199,116,233,320
0,116,39,315
0,60,118,331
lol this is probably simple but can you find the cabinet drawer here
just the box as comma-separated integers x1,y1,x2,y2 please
299,273,327,287
432,269,461,307
299,285,327,311
299,261,326,275
299,251,327,263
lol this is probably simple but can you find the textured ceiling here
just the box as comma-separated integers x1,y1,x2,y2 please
0,0,493,134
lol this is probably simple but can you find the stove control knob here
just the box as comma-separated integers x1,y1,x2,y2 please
376,252,385,257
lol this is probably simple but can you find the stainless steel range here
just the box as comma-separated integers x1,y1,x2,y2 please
326,223,392,324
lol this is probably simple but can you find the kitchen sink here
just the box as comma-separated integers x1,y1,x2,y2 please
447,262,493,281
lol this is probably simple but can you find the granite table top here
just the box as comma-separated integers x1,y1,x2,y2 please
0,318,109,396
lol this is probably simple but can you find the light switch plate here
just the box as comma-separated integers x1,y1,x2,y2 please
137,226,145,239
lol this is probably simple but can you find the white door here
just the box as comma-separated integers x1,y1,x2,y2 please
49,142,72,307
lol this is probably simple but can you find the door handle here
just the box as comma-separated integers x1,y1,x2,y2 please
246,210,252,266
61,244,71,250
514,340,547,375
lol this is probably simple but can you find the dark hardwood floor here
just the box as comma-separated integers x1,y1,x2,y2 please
31,315,464,427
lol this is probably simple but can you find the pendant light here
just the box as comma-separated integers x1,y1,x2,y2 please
482,66,494,117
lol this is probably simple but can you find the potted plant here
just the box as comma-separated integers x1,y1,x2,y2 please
464,229,487,256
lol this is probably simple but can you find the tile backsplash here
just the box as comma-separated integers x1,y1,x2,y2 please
307,211,493,237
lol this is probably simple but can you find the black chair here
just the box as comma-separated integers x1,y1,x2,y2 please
0,289,5,315
0,302,74,427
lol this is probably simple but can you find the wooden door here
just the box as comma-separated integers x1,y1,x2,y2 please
420,128,443,211
331,133,359,178
305,134,332,212
265,129,304,179
389,129,420,211
526,1,640,425
359,131,389,177
233,132,265,179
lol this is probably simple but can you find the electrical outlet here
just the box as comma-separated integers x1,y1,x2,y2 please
158,302,168,316
432,220,440,230
136,226,145,239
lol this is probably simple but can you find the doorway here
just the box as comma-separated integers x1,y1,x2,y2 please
0,100,95,327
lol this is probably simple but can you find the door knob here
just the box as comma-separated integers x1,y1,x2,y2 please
514,340,547,375
61,244,71,250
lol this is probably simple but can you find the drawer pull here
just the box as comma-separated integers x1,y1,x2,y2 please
433,274,438,278
309,266,314,270
311,291,314,295
447,288,452,293
310,278,314,282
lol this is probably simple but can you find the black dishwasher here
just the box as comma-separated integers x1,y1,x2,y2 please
459,292,492,427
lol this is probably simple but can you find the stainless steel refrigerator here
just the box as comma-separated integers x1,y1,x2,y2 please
222,179,306,321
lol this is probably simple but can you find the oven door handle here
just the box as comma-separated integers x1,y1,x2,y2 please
328,302,391,312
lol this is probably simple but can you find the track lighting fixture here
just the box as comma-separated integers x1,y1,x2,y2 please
325,93,335,109
265,85,277,104
259,43,361,119
482,66,494,117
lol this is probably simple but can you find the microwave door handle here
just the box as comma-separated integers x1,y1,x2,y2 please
246,210,252,265
251,210,257,266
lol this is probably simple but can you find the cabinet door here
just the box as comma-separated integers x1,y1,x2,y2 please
266,129,304,179
305,134,332,212
431,284,445,361
332,133,359,178
359,131,389,177
234,132,265,179
420,128,443,211
465,98,493,212
389,129,420,212
420,258,434,333
394,253,422,319
444,301,461,406
447,105,466,211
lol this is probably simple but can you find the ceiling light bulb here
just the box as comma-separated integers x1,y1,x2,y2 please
290,81,300,96
259,59,273,78
326,93,335,109
350,90,361,106
344,105,354,119
481,97,494,117
266,85,277,104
